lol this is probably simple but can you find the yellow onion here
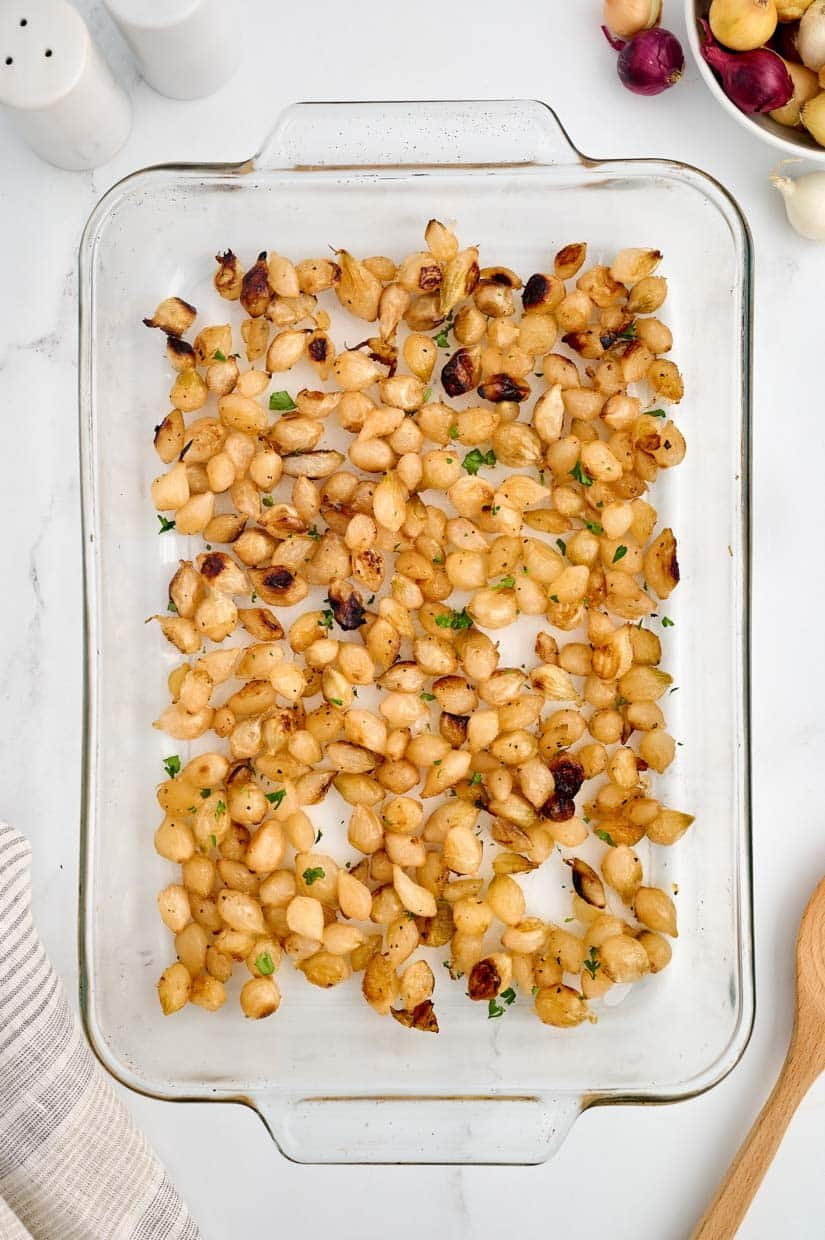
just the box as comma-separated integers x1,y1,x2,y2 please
709,0,778,50
801,89,825,142
769,58,820,125
776,0,814,18
603,0,661,37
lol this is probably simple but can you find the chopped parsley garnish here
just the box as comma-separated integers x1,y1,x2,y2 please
269,390,296,411
209,834,217,847
433,759,442,766
470,771,483,786
262,495,274,507
493,575,515,590
488,998,505,1018
329,697,343,706
199,788,211,799
215,800,226,819
422,387,432,403
303,866,325,886
584,947,601,979
256,952,275,975
265,789,286,808
612,545,628,564
319,609,334,629
490,504,500,515
435,608,472,631
556,539,567,556
585,520,604,535
448,424,459,439
646,408,667,418
462,448,496,475
420,692,436,701
157,515,176,534
433,326,450,348
307,525,321,540
549,594,559,604
212,348,227,362
616,322,637,340
432,554,444,564
569,460,593,487
501,987,516,1005
595,829,616,847
661,616,675,627
163,755,181,779
167,600,178,613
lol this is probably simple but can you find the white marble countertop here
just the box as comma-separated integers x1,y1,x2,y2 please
1,1,823,1236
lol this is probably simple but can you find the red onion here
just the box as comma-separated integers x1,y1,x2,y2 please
601,25,685,95
699,18,794,113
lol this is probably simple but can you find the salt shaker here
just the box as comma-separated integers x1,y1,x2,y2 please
103,0,240,101
0,0,131,170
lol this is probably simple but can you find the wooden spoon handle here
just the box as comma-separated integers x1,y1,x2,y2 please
691,1037,817,1240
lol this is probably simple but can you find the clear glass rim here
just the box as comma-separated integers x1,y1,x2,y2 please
77,99,754,1152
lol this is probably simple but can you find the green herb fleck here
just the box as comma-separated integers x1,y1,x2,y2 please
448,424,459,439
433,327,450,348
435,608,472,631
470,771,483,786
615,696,629,707
585,520,604,535
432,554,444,564
212,348,227,362
596,828,616,847
433,759,442,766
307,525,321,540
488,998,505,1019
421,692,436,701
262,495,274,507
157,515,176,534
493,575,515,590
250,591,258,603
501,987,516,1006
583,815,591,825
256,952,275,975
209,834,217,848
564,917,574,923
646,408,666,418
215,800,226,819
490,504,500,516
531,984,540,995
462,448,496,476
584,947,601,979
612,545,628,564
265,789,286,808
303,866,325,886
616,322,637,340
167,600,178,613
423,387,432,403
329,697,343,706
163,755,181,779
550,594,560,604
199,788,211,799
556,538,567,556
269,390,296,411
569,460,593,488
539,470,546,486
319,609,334,629
661,616,675,627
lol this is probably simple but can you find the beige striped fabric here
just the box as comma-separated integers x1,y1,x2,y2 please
0,823,200,1240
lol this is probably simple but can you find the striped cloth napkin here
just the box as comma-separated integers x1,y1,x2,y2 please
0,823,200,1240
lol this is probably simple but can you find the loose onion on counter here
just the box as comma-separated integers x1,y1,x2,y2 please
602,24,685,94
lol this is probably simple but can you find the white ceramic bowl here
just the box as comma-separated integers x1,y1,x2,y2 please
686,0,825,162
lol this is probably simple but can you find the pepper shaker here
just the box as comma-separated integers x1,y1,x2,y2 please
0,0,131,170
103,0,240,101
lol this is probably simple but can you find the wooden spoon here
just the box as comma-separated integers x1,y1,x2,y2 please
692,877,825,1240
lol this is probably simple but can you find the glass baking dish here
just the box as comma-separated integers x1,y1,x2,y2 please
78,99,753,1164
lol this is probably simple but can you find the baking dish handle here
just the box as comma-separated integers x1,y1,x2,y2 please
255,100,582,170
255,1092,580,1164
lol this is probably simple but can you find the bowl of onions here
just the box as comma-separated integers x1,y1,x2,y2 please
686,0,825,159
